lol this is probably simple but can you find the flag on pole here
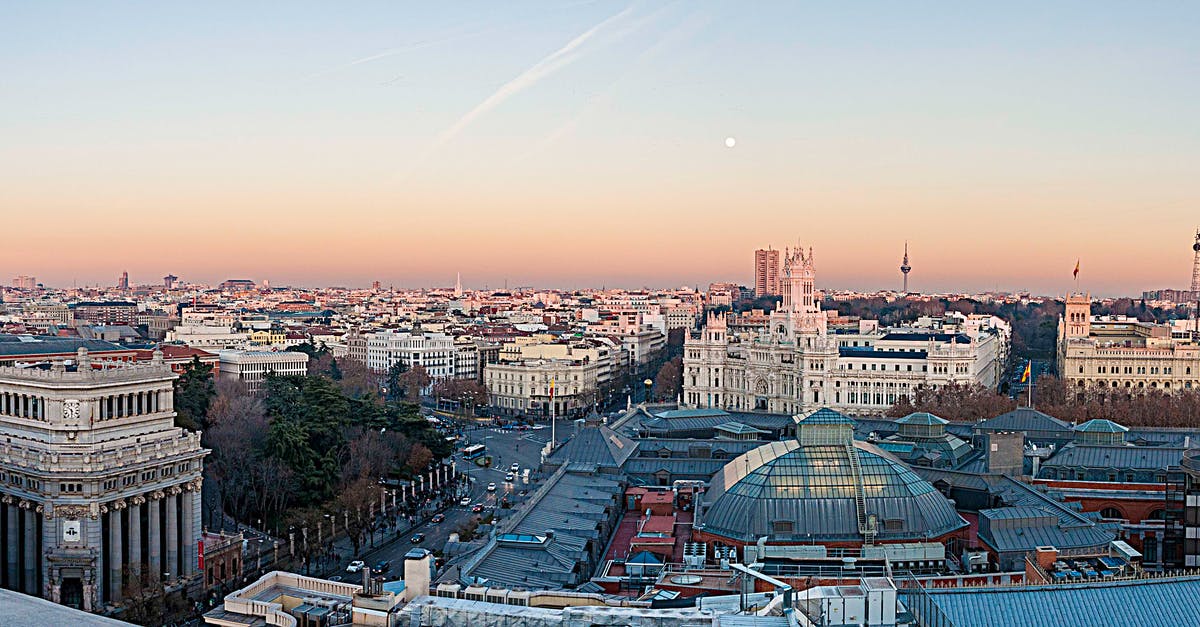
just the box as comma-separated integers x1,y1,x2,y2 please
549,377,555,401
1073,259,1080,279
1020,360,1032,384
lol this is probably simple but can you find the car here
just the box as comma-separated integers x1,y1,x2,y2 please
471,503,484,513
504,473,514,482
374,561,391,573
410,533,425,544
518,489,529,497
459,496,471,506
346,560,365,573
487,482,497,492
431,513,446,523
510,462,520,472
329,575,343,582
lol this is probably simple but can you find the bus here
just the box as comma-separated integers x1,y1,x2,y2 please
462,444,486,460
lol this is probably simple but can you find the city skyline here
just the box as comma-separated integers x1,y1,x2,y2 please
3,2,1199,295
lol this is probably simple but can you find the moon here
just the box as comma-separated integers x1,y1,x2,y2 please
724,137,736,148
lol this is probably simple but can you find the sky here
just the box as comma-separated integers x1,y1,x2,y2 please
2,1,1198,296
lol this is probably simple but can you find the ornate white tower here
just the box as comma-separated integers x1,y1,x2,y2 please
778,245,826,338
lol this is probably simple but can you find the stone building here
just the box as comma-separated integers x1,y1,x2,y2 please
683,246,1006,416
0,348,207,611
1058,293,1200,391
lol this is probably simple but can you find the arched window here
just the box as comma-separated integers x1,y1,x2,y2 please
1099,507,1124,520
1148,509,1168,521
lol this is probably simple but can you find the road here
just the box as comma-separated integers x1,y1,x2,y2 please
328,423,554,580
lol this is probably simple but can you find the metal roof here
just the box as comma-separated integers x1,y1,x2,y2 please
700,440,965,542
1040,443,1185,471
975,408,1073,434
897,412,948,426
1075,419,1129,434
913,576,1200,627
548,420,636,469
880,332,972,344
0,335,128,356
799,407,856,426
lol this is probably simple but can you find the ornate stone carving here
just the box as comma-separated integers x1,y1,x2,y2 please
18,499,31,510
54,504,91,520
36,503,47,518
98,504,109,515
150,490,165,500
1,494,13,505
167,485,183,496
111,498,127,510
184,477,204,492
131,495,147,506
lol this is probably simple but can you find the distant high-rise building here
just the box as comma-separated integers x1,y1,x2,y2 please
454,272,463,298
163,274,178,289
12,275,36,290
371,280,381,291
753,248,780,297
117,271,129,290
900,242,912,293
1191,229,1200,295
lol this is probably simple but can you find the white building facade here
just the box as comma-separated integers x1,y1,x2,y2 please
683,247,1007,416
216,350,309,393
365,330,472,380
0,349,207,611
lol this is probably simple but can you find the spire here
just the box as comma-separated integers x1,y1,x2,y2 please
900,241,912,293
454,272,463,298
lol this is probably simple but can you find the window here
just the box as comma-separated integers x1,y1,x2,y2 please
773,521,794,534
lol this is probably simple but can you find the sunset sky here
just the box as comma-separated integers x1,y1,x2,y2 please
2,2,1198,296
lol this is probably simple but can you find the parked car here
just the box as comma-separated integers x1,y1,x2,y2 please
346,560,365,573
431,513,446,523
459,496,471,506
487,482,497,492
374,561,391,574
410,533,426,544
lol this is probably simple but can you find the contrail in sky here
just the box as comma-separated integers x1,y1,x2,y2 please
431,4,636,149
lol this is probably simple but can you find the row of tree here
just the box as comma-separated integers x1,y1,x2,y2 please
888,376,1200,428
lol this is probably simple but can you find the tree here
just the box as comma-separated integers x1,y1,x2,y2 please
384,361,408,402
653,357,683,401
396,364,431,399
886,383,1016,422
431,378,488,413
407,443,434,474
336,476,379,557
174,356,215,431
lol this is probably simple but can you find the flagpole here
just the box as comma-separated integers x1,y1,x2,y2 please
549,377,556,450
1028,366,1033,408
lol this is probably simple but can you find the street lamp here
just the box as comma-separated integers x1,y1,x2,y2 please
644,378,653,403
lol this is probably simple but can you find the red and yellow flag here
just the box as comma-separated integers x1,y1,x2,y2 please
1020,360,1032,384
549,377,555,400
1073,259,1080,279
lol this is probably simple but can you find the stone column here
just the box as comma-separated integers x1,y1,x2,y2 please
108,501,124,603
180,489,194,576
21,502,37,595
4,498,17,587
165,490,179,580
146,492,162,579
128,497,143,581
